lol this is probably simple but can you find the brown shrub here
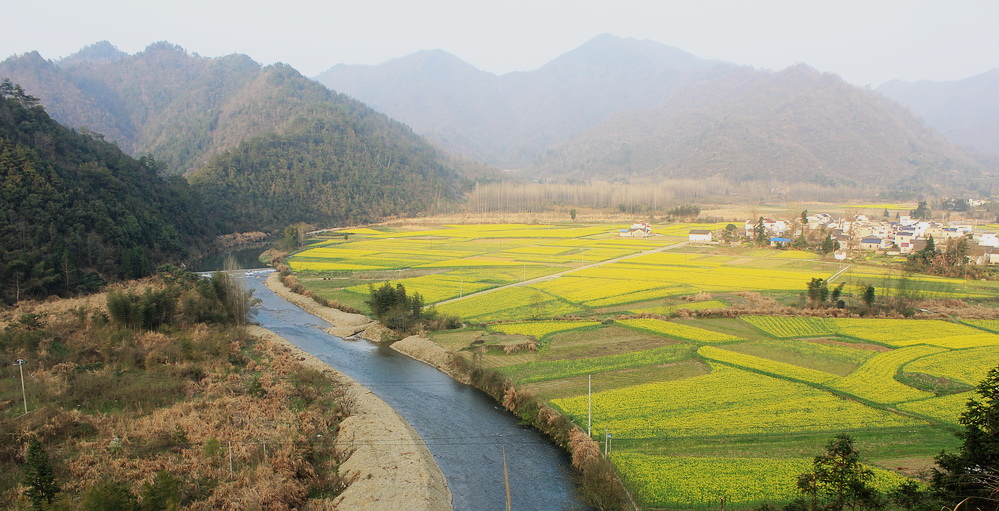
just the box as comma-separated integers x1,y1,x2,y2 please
568,428,601,471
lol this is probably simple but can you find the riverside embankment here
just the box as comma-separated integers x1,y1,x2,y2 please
248,270,583,511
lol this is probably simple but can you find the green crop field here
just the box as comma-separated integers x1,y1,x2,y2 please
290,222,996,509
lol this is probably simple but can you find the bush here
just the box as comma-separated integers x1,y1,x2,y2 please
81,479,138,511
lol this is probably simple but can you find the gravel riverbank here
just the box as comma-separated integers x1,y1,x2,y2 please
248,326,452,511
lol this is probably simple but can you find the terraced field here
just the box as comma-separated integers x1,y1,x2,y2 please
291,222,995,509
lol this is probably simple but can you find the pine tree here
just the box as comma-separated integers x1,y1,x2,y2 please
797,435,876,511
934,366,999,506
23,439,59,509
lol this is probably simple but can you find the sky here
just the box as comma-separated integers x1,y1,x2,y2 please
4,0,998,87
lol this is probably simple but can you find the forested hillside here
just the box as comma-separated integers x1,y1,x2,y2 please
187,70,468,232
0,42,473,187
0,42,275,174
0,80,214,304
0,42,472,237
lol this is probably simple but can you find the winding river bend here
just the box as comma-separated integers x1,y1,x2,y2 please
243,271,585,511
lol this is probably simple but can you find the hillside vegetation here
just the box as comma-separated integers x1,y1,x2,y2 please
187,67,466,232
0,42,473,255
0,80,213,304
0,270,351,509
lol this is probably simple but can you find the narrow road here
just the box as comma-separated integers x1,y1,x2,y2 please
435,239,690,306
826,264,853,282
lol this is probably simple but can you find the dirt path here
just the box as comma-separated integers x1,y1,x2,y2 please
434,240,690,306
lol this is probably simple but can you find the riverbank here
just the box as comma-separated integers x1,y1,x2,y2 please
264,272,393,340
391,335,472,385
263,272,465,379
261,268,609,509
248,326,452,511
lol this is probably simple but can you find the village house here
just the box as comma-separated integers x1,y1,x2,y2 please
896,230,918,254
744,218,789,237
974,232,999,248
859,236,887,251
619,223,652,237
688,229,713,243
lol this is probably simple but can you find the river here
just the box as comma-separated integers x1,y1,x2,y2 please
242,271,586,511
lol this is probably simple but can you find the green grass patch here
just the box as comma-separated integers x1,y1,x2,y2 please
499,343,695,384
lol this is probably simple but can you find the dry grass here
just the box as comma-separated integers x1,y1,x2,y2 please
0,288,354,509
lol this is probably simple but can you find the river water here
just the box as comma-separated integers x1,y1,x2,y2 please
242,271,585,511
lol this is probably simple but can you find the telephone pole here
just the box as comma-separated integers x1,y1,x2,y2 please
15,359,27,415
587,374,592,436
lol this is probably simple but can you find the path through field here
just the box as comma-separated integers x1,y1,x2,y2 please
435,240,691,306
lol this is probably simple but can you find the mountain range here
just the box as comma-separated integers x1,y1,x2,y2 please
1,35,997,218
878,69,999,163
317,34,994,195
0,41,471,232
316,34,727,170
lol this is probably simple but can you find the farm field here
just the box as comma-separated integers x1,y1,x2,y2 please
290,222,996,509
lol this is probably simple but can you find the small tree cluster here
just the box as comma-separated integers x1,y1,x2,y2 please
805,278,845,308
366,282,431,332
667,204,701,221
795,435,879,511
905,235,985,279
107,267,255,330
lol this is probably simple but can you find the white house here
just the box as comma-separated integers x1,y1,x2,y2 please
974,232,999,248
688,229,713,243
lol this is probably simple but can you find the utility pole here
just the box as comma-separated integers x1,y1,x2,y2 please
604,428,609,456
587,374,591,436
502,446,511,511
15,359,27,415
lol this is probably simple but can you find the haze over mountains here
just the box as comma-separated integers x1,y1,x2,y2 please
317,34,726,170
1,34,996,213
878,69,999,163
317,34,995,195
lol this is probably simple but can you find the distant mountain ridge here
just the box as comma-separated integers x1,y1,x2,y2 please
878,69,999,159
536,65,984,192
317,34,728,169
316,34,991,194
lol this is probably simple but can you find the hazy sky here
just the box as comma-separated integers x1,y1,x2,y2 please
4,0,997,87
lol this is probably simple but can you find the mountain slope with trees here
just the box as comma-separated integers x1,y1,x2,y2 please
0,42,472,234
0,80,214,304
187,68,468,232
